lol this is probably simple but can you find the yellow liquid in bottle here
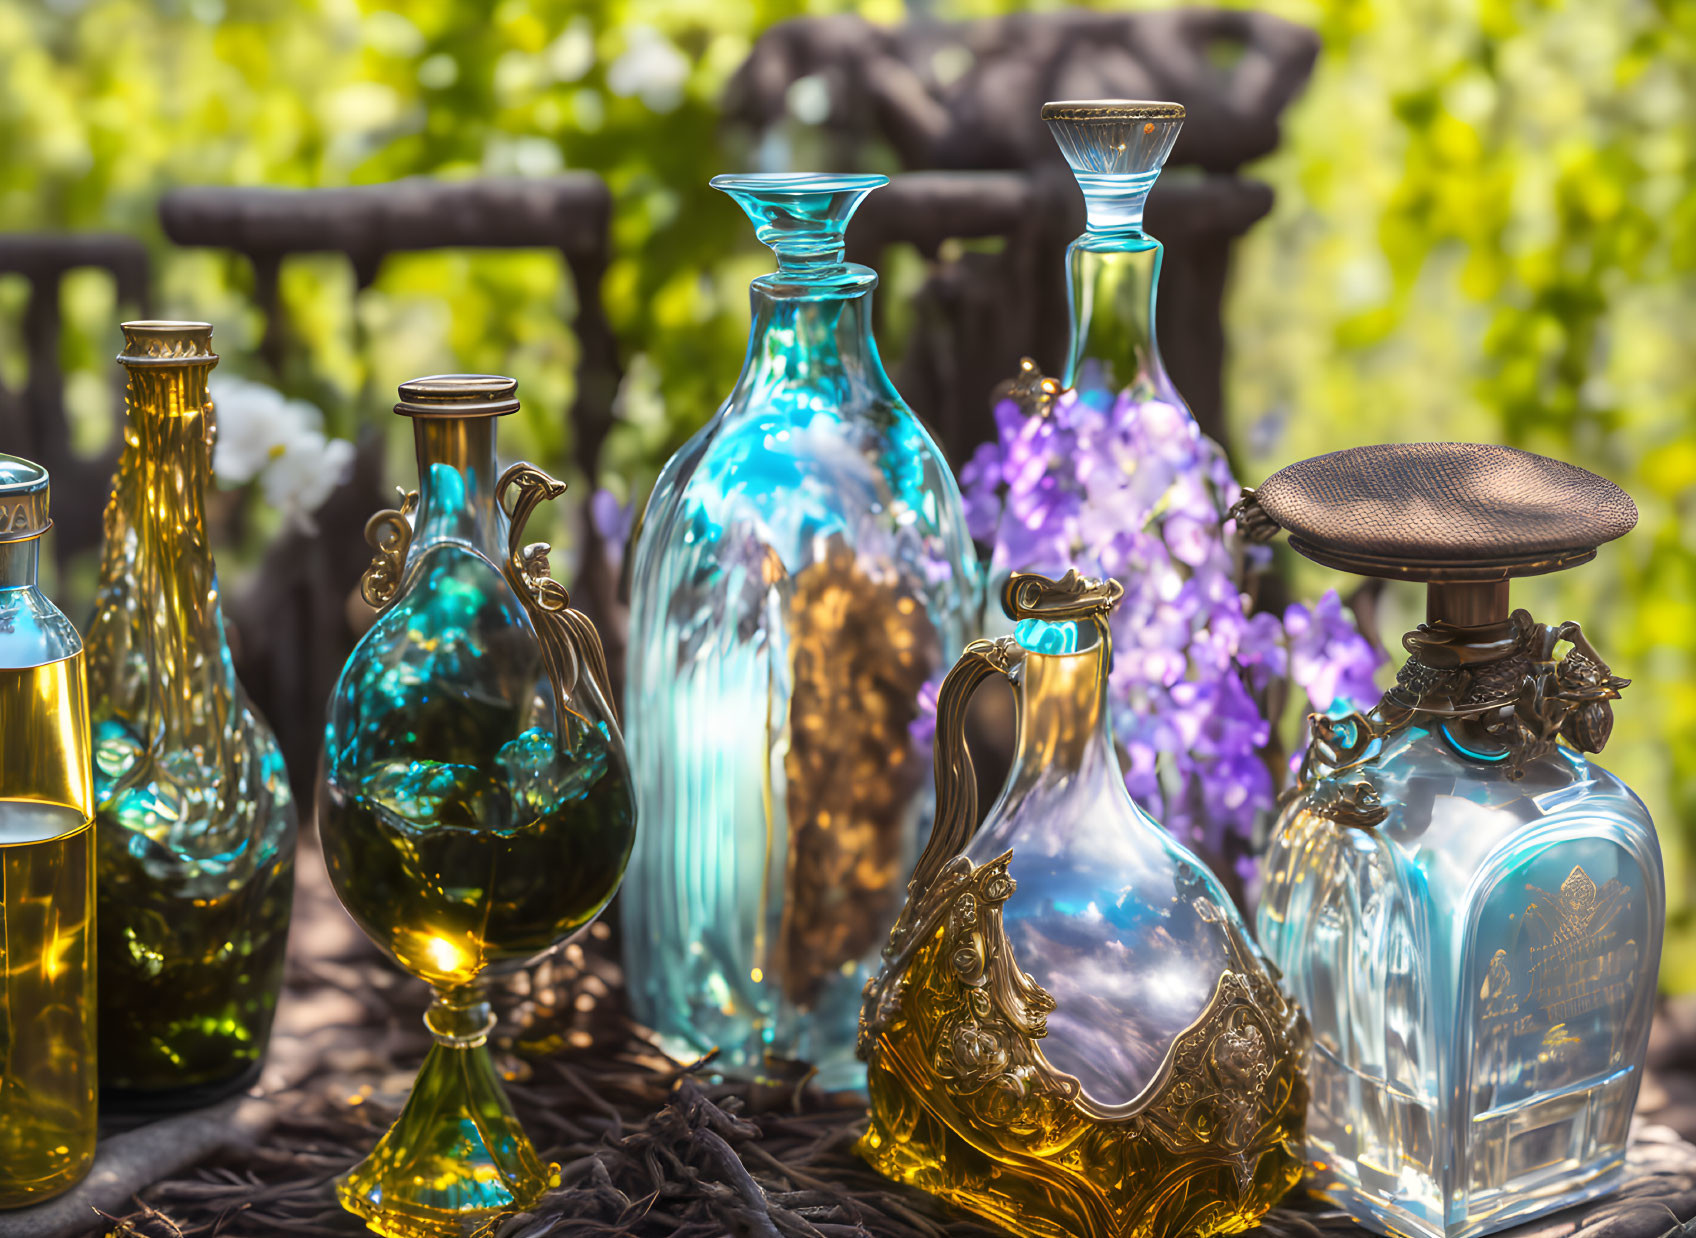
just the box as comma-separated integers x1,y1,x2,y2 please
0,654,97,1209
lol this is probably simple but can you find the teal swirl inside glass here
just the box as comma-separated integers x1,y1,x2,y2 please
621,173,977,1089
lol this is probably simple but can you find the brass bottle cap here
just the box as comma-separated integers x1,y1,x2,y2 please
1253,442,1637,582
394,374,520,418
117,320,219,367
0,454,51,542
1040,100,1186,121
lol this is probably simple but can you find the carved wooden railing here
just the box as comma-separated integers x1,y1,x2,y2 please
0,234,151,577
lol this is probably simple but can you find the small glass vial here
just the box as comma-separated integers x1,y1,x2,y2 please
0,455,97,1207
1243,443,1662,1238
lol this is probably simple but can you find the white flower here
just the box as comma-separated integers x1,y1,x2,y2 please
210,376,355,532
260,432,356,533
606,26,689,113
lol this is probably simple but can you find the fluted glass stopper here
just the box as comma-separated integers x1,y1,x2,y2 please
712,173,886,274
1043,100,1184,236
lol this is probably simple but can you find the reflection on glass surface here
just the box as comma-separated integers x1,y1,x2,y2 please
965,618,1242,1105
621,174,977,1089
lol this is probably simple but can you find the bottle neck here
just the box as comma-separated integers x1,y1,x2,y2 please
1063,232,1169,399
94,360,235,722
1007,636,1119,785
729,270,884,414
0,538,39,590
413,417,505,559
1427,581,1511,627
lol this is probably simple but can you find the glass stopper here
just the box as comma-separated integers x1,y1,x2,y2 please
711,172,887,272
1042,100,1185,235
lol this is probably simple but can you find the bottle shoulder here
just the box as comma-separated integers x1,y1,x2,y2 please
0,587,82,668
629,405,977,630
1262,728,1662,961
1367,728,1657,866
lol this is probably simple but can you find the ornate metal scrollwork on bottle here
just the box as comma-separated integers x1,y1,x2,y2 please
996,356,1064,419
1288,609,1632,826
496,462,618,727
359,487,417,610
859,568,1307,1238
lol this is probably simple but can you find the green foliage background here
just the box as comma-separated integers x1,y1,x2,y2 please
4,0,1694,978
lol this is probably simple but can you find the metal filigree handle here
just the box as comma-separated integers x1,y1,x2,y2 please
496,462,618,730
905,635,1021,906
905,569,1123,907
360,488,418,610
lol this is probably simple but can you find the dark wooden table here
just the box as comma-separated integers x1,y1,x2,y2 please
10,844,1696,1238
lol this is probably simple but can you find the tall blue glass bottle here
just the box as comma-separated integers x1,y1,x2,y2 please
1244,444,1662,1238
622,174,977,1088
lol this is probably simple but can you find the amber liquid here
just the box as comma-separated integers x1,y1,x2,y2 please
0,657,96,1209
320,751,635,993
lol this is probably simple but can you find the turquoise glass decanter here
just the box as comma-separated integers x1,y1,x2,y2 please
1243,444,1663,1238
319,376,636,1236
622,174,978,1089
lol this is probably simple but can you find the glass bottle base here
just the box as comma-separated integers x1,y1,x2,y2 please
1307,1047,1633,1238
1311,1157,1625,1238
99,1059,265,1116
337,1038,556,1238
0,1139,94,1210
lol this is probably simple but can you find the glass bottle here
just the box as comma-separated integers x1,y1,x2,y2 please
972,101,1255,887
859,569,1306,1238
86,321,296,1107
319,375,635,1236
1244,443,1662,1238
621,173,978,1089
0,456,97,1207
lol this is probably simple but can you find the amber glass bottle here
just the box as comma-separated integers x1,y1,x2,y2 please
86,321,297,1107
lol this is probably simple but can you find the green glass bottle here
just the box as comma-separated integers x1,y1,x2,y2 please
86,321,297,1107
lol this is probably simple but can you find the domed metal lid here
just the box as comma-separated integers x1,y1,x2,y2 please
1254,442,1636,582
394,374,520,418
0,454,50,542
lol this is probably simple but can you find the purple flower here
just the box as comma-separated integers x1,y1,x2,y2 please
909,671,943,757
590,488,635,577
906,363,1384,874
1285,590,1383,713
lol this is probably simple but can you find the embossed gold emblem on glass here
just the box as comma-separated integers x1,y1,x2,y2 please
859,570,1306,1238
